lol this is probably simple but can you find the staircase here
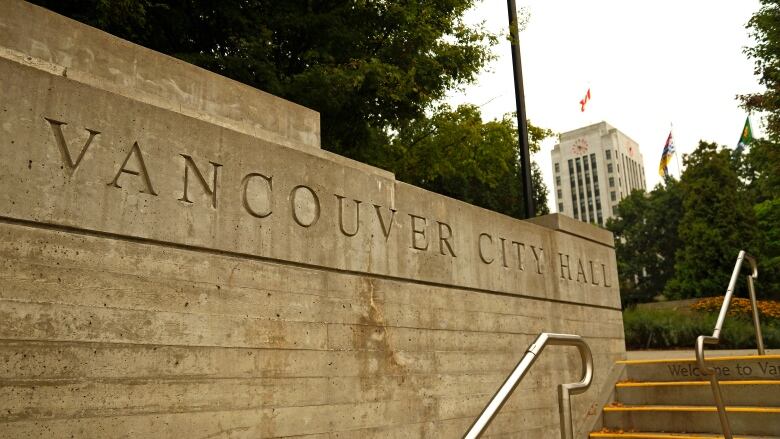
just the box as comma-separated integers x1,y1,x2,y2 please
591,353,780,439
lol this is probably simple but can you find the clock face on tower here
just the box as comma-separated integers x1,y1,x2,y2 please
570,138,589,155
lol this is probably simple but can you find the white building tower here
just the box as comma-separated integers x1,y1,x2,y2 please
550,121,647,226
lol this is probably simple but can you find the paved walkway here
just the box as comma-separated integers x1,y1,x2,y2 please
627,348,780,361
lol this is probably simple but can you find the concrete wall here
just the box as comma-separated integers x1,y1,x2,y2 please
0,2,626,437
0,0,321,151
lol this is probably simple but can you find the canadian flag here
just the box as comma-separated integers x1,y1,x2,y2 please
580,88,591,112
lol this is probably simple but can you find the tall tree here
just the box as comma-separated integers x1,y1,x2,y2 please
741,0,780,141
754,197,780,296
384,105,551,218
666,142,758,299
738,0,780,297
737,139,780,296
607,179,683,307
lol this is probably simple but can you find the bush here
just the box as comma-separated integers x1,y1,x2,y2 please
623,307,780,350
690,296,780,320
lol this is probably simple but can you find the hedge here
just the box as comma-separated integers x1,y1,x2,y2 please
623,307,780,350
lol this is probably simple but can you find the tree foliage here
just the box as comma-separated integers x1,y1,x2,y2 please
755,197,780,294
32,0,551,219
738,0,780,296
741,0,780,141
603,0,780,303
31,0,495,162
735,139,780,295
734,0,780,297
385,105,551,217
666,142,758,299
607,179,682,307
611,140,779,302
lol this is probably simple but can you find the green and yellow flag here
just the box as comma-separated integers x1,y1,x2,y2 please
737,116,753,150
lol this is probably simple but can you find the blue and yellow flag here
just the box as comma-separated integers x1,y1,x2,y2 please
658,131,675,177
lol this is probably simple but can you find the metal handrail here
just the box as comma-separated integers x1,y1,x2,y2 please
463,333,593,439
695,250,766,439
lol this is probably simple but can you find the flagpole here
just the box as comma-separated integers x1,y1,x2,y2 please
507,0,535,219
672,122,681,178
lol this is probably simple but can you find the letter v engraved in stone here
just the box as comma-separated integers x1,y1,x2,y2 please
44,117,100,175
373,204,397,241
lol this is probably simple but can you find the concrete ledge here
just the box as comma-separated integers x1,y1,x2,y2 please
527,213,614,248
0,54,621,308
0,0,321,151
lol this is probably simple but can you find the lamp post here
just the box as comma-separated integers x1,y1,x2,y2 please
506,0,535,218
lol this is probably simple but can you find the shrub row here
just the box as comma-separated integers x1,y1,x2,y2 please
623,307,780,350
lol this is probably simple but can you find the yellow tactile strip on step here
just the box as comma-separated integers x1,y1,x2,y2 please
590,433,757,439
616,354,780,365
603,404,780,413
616,380,780,387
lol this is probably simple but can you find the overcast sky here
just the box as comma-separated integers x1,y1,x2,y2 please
447,0,764,211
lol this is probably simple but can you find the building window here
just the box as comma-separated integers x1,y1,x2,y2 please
607,163,613,173
558,203,563,212
609,177,614,187
556,176,561,186
571,194,577,212
605,150,611,159
555,163,560,173
610,191,616,201
557,189,562,199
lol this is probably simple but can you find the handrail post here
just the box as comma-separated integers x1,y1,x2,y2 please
696,335,732,439
744,254,765,355
463,333,593,439
695,250,766,439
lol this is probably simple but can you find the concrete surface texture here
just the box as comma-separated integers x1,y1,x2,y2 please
0,1,626,438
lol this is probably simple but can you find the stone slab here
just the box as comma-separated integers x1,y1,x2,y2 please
0,55,620,309
0,0,321,151
527,213,614,248
0,220,624,438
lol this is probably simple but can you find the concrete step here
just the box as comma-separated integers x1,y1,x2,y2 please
620,354,780,382
616,380,780,406
602,405,780,436
591,431,780,439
